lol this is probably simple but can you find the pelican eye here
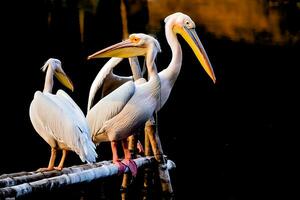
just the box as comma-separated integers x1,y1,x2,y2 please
131,37,140,43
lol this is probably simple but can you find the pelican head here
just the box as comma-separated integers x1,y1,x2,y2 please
42,58,74,91
88,33,161,60
165,12,216,83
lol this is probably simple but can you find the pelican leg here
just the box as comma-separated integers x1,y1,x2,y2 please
37,147,57,172
121,139,137,177
111,141,119,163
111,141,126,174
54,149,67,170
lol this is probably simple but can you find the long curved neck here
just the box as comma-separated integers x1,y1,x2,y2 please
129,57,142,81
43,67,54,93
164,23,182,83
146,47,160,101
146,48,158,80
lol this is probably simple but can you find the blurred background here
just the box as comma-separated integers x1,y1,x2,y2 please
1,0,298,199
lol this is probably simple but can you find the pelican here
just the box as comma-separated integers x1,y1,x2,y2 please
87,57,145,154
90,12,216,111
88,12,216,161
29,58,97,171
86,34,161,176
156,12,216,111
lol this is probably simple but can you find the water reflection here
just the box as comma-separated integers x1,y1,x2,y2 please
148,0,300,44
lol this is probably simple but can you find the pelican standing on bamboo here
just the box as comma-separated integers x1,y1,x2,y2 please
29,58,97,171
86,34,162,176
88,12,216,192
142,12,216,193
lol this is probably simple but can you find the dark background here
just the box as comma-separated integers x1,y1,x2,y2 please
1,0,298,199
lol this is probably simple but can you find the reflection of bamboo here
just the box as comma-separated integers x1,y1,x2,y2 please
145,121,173,195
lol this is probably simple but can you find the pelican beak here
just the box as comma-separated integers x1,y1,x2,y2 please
87,39,146,59
55,71,74,92
176,26,216,83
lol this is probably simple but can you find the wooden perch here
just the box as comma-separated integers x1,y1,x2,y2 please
0,160,111,188
145,122,174,195
0,156,175,199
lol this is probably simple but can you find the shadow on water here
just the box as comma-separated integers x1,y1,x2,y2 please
1,0,299,199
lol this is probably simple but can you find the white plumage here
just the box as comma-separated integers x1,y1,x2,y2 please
87,34,161,145
86,34,161,176
85,13,217,174
29,58,97,171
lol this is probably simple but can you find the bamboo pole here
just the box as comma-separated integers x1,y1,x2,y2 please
0,157,175,199
0,171,33,179
142,120,154,200
120,0,129,39
0,161,111,188
121,135,137,200
144,125,152,157
145,121,174,197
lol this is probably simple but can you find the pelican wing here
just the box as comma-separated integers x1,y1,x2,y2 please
101,57,143,97
86,80,135,140
56,89,88,129
101,73,133,98
30,91,97,163
87,57,124,111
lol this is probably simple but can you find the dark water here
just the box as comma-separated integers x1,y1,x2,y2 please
1,0,298,199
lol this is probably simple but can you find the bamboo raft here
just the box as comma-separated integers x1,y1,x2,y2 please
0,156,175,199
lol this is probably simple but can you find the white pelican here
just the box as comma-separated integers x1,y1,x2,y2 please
156,12,216,111
29,58,97,171
87,57,144,154
86,34,162,176
88,12,216,163
89,12,216,112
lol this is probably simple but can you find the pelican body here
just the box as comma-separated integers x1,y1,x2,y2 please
87,34,161,143
30,58,97,171
86,34,161,175
88,12,216,120
88,12,216,138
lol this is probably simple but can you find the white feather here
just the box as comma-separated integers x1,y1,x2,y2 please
87,57,123,112
29,58,97,164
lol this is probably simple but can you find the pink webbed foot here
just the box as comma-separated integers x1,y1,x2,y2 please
114,161,127,175
122,159,137,177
